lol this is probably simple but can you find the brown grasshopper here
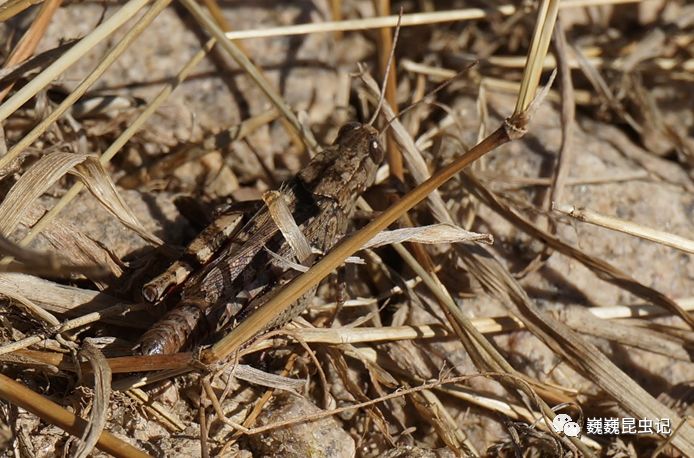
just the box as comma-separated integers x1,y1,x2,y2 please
140,122,384,355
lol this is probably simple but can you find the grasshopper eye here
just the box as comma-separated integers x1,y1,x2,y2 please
369,138,384,163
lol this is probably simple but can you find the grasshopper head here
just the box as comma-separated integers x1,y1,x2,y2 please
298,122,384,207
334,122,384,165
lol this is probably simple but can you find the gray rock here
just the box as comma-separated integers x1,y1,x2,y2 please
248,392,355,458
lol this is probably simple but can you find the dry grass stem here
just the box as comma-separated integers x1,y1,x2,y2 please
447,47,693,72
547,19,575,216
514,0,560,114
0,0,48,21
476,170,650,189
591,297,694,320
373,0,404,180
0,373,150,457
222,0,647,41
12,349,194,376
554,203,694,254
0,0,149,126
401,59,594,108
126,388,186,432
0,0,62,102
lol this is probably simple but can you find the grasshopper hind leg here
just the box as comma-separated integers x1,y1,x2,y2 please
142,210,247,303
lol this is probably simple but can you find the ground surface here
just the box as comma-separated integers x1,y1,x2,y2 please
0,1,693,457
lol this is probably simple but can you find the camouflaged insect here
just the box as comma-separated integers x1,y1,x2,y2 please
140,123,384,355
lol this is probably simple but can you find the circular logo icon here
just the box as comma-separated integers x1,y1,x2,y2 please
563,421,581,437
552,414,572,433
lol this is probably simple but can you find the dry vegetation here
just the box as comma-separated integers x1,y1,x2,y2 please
0,0,693,457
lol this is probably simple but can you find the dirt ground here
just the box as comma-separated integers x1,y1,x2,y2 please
0,0,693,457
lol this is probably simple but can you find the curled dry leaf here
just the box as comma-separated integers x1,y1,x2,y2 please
71,158,163,246
0,152,94,237
0,151,162,246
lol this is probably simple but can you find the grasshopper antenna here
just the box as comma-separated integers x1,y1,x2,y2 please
367,7,403,127
377,61,477,136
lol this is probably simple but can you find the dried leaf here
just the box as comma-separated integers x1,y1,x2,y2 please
0,152,89,237
362,223,492,249
0,152,162,246
71,158,163,246
264,190,312,263
231,364,305,391
0,273,144,327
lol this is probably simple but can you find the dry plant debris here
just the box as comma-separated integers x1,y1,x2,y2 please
0,0,693,457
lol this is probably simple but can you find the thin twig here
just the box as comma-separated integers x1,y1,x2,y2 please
221,0,647,41
553,203,694,254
